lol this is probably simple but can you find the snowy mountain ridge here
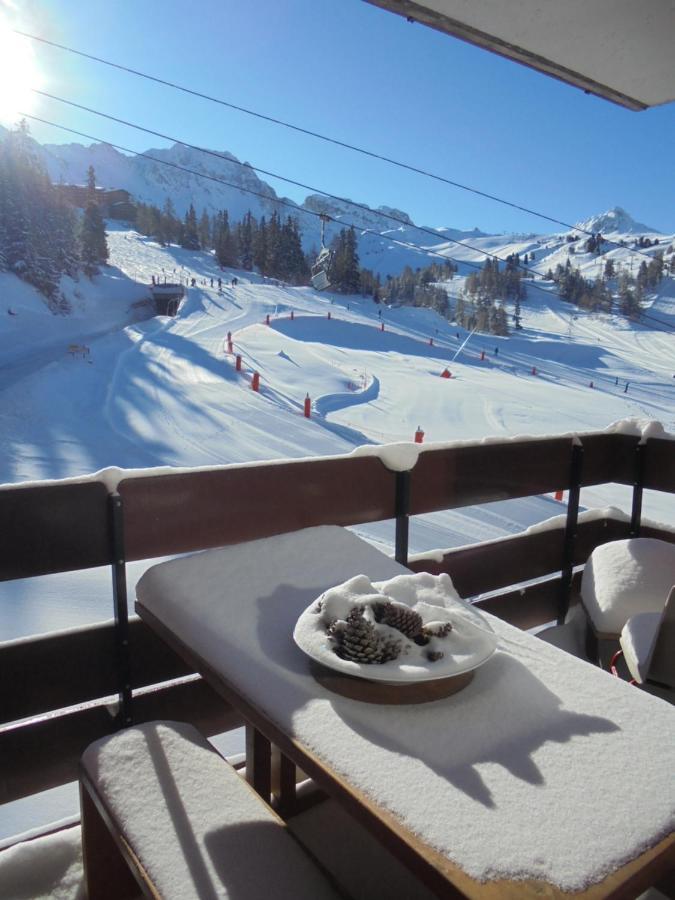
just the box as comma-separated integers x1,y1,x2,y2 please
574,207,658,236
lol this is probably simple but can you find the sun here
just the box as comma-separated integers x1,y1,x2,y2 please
0,24,42,125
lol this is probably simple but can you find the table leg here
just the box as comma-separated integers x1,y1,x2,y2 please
271,746,297,816
245,724,271,801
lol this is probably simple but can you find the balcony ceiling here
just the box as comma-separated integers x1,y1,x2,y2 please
364,0,675,110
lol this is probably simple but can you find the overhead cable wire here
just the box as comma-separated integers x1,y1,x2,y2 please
20,111,674,334
17,28,662,263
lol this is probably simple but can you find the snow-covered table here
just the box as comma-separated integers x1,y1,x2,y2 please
136,525,675,900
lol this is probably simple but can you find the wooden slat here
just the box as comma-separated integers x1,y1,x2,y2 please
409,436,573,515
409,515,631,599
578,432,639,486
0,618,196,724
0,481,110,581
472,575,582,632
643,437,675,493
641,523,675,543
119,456,396,560
0,679,241,805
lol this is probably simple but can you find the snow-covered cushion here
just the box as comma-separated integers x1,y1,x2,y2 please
580,538,675,634
619,612,661,683
82,721,339,900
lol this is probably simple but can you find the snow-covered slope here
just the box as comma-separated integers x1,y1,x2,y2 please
1,223,673,496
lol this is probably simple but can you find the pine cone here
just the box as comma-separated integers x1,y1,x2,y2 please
334,607,401,664
374,601,423,638
422,621,453,639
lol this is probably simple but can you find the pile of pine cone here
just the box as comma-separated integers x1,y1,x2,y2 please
327,601,452,665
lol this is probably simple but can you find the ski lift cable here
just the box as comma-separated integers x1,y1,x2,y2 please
20,111,675,334
16,29,660,264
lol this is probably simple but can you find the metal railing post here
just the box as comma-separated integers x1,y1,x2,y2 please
630,441,646,537
109,492,132,727
557,442,584,626
394,470,411,566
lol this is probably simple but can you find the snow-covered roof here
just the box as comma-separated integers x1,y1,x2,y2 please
365,0,675,110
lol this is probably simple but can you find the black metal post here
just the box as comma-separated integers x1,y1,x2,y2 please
394,470,411,566
557,443,584,626
109,492,132,728
629,442,645,537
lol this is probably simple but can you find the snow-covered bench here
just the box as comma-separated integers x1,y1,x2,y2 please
79,721,341,900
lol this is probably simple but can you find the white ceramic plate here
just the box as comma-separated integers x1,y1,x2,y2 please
293,573,498,684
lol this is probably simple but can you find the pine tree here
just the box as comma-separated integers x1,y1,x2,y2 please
159,197,179,245
253,216,267,273
214,210,238,268
80,166,109,277
82,166,109,272
237,212,254,270
181,203,200,250
265,211,282,277
198,209,211,249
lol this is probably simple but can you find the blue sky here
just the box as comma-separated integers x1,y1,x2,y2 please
8,0,675,234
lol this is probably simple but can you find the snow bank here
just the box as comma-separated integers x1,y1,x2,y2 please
0,826,84,900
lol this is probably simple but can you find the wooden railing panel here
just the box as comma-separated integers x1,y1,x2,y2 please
472,577,579,631
409,437,573,515
0,679,240,805
0,481,110,581
578,433,639,486
643,437,675,493
0,618,196,724
640,523,675,543
409,515,632,598
119,456,395,560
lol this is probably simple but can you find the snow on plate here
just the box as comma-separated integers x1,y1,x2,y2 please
293,572,497,683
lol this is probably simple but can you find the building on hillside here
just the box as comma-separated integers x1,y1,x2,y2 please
54,184,137,221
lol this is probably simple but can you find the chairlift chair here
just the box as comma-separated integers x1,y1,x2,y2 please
311,214,333,291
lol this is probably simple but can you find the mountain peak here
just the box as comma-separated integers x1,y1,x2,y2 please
574,206,659,235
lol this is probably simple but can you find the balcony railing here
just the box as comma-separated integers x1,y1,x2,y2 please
1,427,673,806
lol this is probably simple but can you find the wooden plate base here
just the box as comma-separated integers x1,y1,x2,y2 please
310,660,474,704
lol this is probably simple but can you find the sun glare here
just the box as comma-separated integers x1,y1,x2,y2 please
0,24,42,125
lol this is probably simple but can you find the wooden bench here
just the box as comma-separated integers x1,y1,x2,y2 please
79,721,342,899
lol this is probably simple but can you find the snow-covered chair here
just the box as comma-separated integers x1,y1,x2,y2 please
580,537,675,639
619,586,675,691
79,721,341,900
